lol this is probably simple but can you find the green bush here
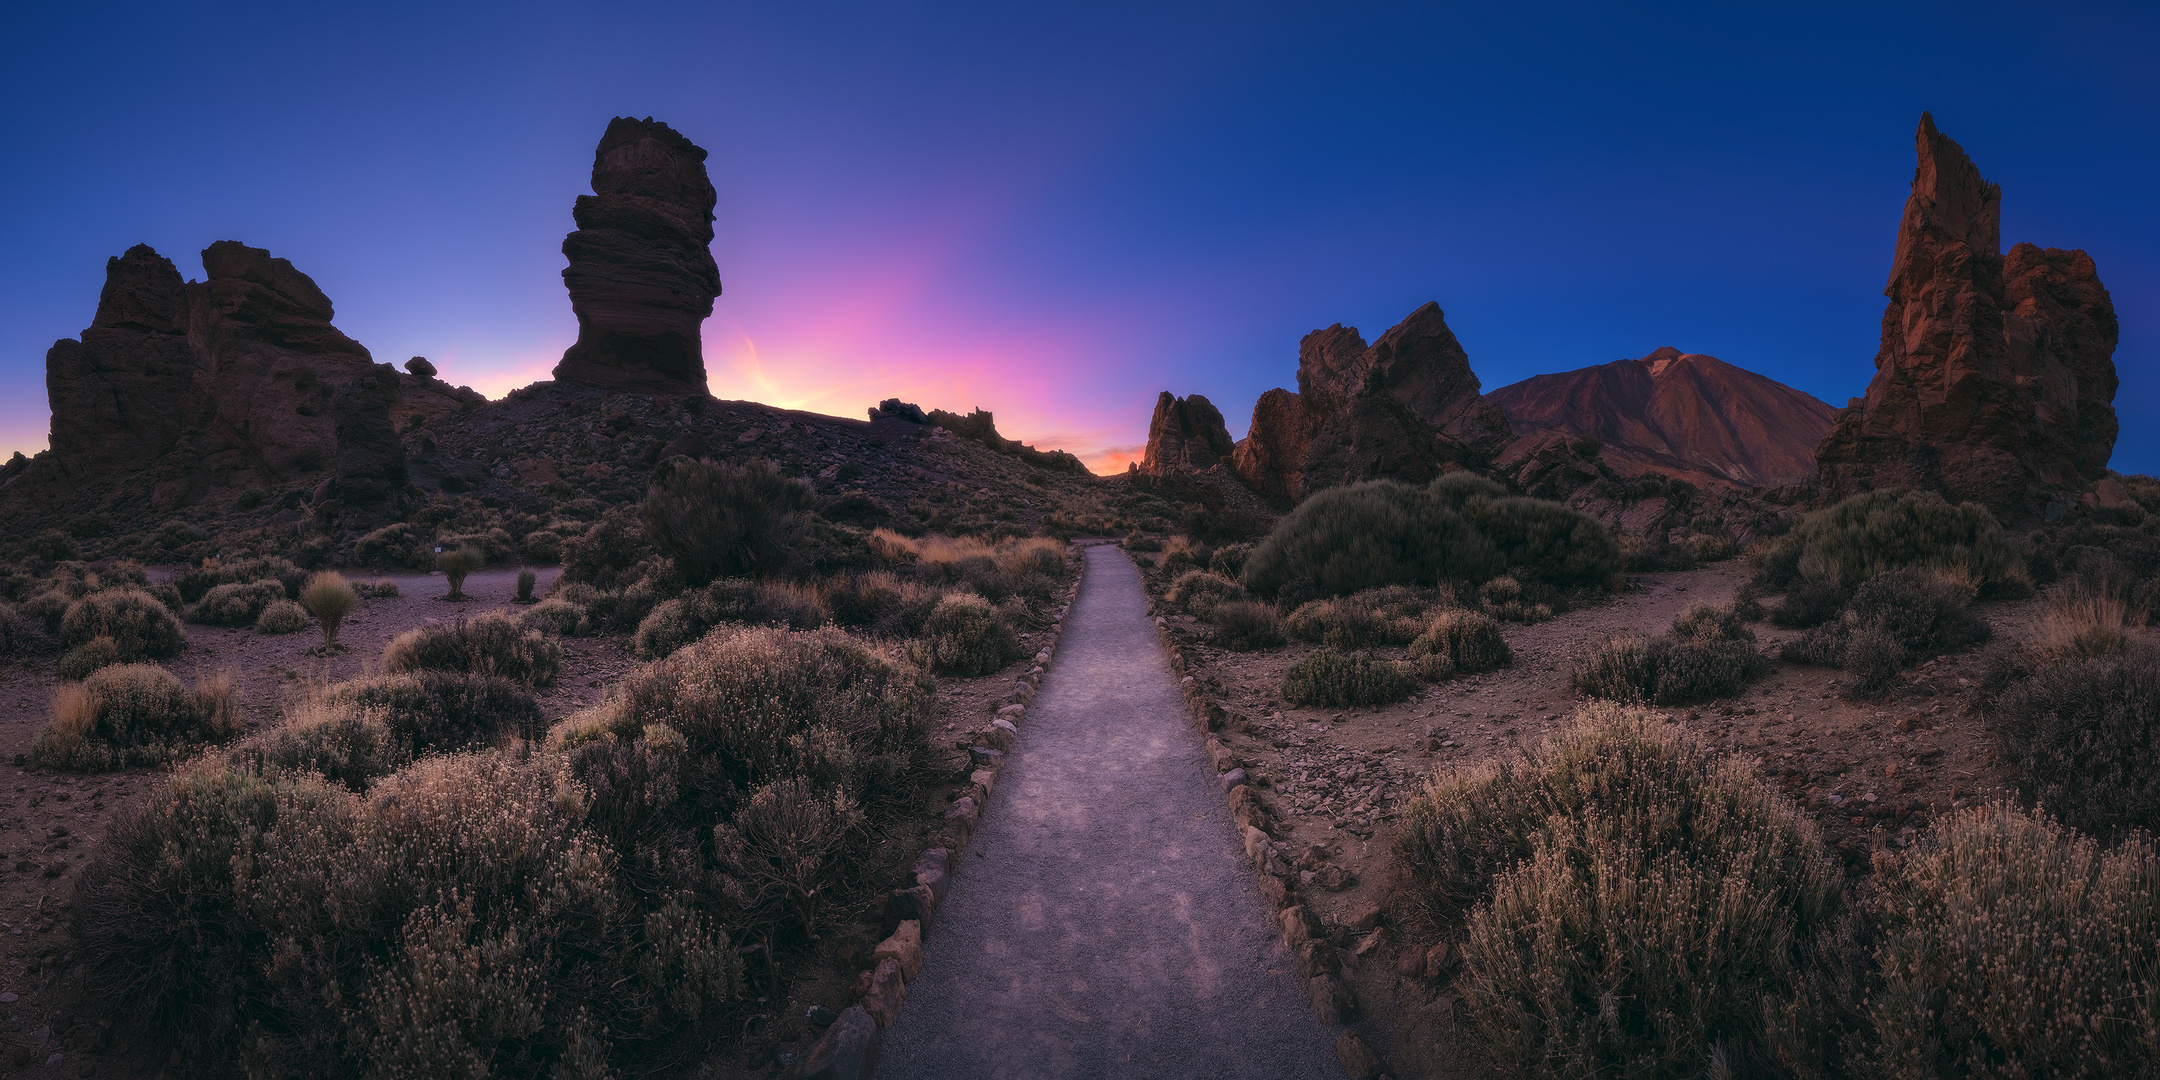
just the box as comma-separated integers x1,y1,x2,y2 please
560,508,653,589
1281,648,1418,707
1466,496,1622,587
381,613,562,686
322,671,542,754
226,705,408,791
1208,542,1253,578
352,522,427,568
31,664,236,771
1242,480,1501,598
1408,609,1511,681
521,529,564,565
59,635,123,680
1394,706,1840,1076
642,457,814,585
61,587,186,661
1167,570,1245,620
1871,805,2160,1079
1286,597,1408,648
1991,643,2160,837
188,579,286,626
1762,490,2018,590
254,599,310,634
1778,570,1991,698
1427,471,1509,509
916,592,1019,675
1210,600,1287,651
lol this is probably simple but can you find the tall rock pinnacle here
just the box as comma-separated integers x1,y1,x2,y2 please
1140,392,1236,473
552,117,721,394
1815,113,2119,514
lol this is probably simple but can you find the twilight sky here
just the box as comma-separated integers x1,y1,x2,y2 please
3,1,2154,476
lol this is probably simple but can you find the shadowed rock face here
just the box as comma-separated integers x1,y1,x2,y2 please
1485,347,1838,487
1233,302,1501,500
1140,392,1235,473
552,117,721,394
1816,113,2119,515
28,242,476,512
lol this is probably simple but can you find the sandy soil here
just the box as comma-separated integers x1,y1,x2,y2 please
1148,556,2076,1080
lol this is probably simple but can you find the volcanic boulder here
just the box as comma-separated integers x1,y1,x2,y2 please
552,117,721,395
329,362,410,504
1815,113,2119,515
1232,303,1502,500
43,245,199,479
1486,347,1838,487
1140,392,1236,474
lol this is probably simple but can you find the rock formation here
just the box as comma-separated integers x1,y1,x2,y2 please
21,241,479,512
1815,113,2119,514
1485,347,1838,487
551,117,721,395
1232,303,1503,500
1139,392,1236,474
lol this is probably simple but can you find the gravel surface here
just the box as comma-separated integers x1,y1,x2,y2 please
878,544,1339,1079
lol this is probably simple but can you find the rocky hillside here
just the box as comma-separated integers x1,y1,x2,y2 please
1485,347,1837,487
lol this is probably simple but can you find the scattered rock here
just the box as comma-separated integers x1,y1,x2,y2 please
857,957,907,1027
872,920,924,981
784,1005,879,1080
1336,1030,1385,1080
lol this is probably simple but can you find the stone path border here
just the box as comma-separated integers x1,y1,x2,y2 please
784,544,1087,1080
1146,585,1397,1080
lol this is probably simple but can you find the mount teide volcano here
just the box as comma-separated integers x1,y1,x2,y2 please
1484,347,1837,488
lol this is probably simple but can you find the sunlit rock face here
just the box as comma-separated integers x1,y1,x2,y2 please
552,117,722,395
1815,112,2119,516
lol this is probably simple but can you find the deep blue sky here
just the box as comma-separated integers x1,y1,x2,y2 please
3,1,2153,475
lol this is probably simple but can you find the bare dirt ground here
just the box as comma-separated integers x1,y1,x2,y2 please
1149,557,2088,1080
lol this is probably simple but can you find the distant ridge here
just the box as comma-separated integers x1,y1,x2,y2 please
1485,347,1836,487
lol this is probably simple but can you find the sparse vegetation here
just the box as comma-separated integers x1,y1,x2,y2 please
642,456,813,585
1408,609,1511,681
1759,489,2019,592
436,543,483,599
1281,648,1418,707
915,591,1020,675
188,579,287,626
254,599,310,634
1777,570,1991,698
301,570,357,649
1989,643,2160,837
1574,602,1769,705
1209,599,1287,651
1167,569,1244,620
516,566,536,602
61,587,186,666
32,663,236,771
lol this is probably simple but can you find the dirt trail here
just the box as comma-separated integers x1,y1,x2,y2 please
878,544,1339,1079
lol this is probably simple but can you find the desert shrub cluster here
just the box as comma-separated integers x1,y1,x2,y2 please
1574,602,1769,706
913,591,1022,675
1209,599,1287,651
1779,570,1991,697
1987,642,2160,838
643,456,814,585
1281,648,1418,707
32,663,235,771
187,578,286,626
56,586,187,679
1408,609,1511,681
1758,489,2020,594
1394,706,1841,1077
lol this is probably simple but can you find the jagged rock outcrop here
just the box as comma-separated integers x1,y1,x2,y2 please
1816,113,2119,515
16,241,480,513
1486,347,1838,487
1232,303,1500,501
551,117,721,394
1139,392,1235,474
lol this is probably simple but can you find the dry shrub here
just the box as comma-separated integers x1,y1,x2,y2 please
590,624,935,805
517,596,589,638
1210,600,1287,651
382,612,562,686
1243,479,1501,598
1464,496,1623,588
227,697,409,791
1395,706,1840,1076
995,537,1066,578
1409,610,1511,681
1770,578,1850,628
363,577,401,598
173,555,301,603
712,778,864,934
1167,569,1245,620
824,570,945,636
254,599,311,634
322,671,542,755
642,457,813,585
302,570,357,647
515,567,536,602
59,636,123,681
634,578,831,660
61,587,186,660
189,579,286,626
916,591,1020,675
436,544,483,599
868,527,921,563
1871,805,2160,1079
2034,585,2131,660
1574,610,1768,707
1991,643,2160,837
1160,535,1204,573
32,663,236,771
1282,648,1418,707
0,601,55,658
1286,597,1420,649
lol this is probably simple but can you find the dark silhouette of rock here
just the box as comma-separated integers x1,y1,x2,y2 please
926,407,1091,474
1485,347,1837,487
552,117,721,395
1140,392,1235,474
18,241,480,514
329,363,409,504
874,398,928,424
1816,113,2119,515
405,355,437,378
1232,303,1496,500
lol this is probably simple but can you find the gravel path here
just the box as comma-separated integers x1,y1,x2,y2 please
878,544,1339,1079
